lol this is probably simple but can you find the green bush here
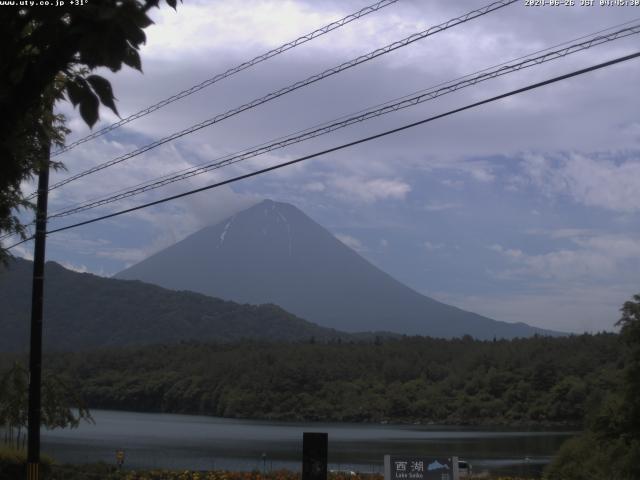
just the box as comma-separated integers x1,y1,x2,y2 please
545,433,640,480
49,462,124,480
0,444,52,480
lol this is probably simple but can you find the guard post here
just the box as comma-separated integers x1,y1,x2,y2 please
116,449,125,470
302,432,328,480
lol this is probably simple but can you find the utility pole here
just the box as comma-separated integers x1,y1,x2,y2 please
26,145,50,480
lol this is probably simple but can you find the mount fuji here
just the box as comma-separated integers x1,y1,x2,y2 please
116,200,558,339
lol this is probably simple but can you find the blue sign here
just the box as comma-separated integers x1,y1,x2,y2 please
384,456,458,480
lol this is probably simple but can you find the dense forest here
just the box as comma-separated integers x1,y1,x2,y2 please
2,333,622,427
0,258,345,352
545,294,640,480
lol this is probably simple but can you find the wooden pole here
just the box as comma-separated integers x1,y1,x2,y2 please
26,148,50,480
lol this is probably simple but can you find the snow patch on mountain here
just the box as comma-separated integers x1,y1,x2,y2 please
275,209,293,256
219,218,233,247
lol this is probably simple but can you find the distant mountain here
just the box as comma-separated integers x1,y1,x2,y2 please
0,258,345,352
117,200,559,339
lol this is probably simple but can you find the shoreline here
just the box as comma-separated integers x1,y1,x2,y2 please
73,407,584,431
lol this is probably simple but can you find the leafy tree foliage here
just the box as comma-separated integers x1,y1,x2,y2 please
7,332,620,427
546,293,640,480
0,77,68,250
618,294,640,440
0,0,180,252
0,362,92,450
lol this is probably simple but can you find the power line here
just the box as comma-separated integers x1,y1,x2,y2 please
46,23,640,220
3,49,632,247
0,219,34,242
38,0,517,197
42,14,640,220
7,18,639,239
50,0,402,157
3,236,32,252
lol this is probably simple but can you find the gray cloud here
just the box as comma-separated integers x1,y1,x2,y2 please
35,0,640,331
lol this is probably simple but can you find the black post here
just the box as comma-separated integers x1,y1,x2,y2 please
302,432,328,480
26,151,50,480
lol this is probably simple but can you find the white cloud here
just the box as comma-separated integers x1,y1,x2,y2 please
525,228,595,239
468,165,495,183
143,1,346,60
491,234,640,281
302,181,326,192
335,233,365,252
94,192,258,268
424,241,444,252
44,130,258,263
424,202,459,212
441,179,464,188
520,152,640,213
6,244,34,262
59,262,90,274
415,157,497,185
489,244,523,260
330,177,411,203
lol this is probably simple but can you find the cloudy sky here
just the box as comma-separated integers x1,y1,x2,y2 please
7,0,640,333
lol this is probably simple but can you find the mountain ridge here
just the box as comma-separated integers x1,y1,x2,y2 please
0,257,347,352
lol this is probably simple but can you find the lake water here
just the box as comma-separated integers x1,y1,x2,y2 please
41,410,576,477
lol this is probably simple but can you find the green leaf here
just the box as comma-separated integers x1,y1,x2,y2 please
96,4,118,21
79,90,100,128
136,13,154,30
103,36,129,72
121,21,147,47
65,79,84,107
8,61,27,85
122,46,142,71
66,76,99,127
86,75,119,117
121,3,153,30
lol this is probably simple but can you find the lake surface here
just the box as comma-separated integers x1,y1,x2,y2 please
41,410,576,477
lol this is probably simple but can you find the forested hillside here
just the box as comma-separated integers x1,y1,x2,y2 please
12,333,621,426
0,258,345,352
